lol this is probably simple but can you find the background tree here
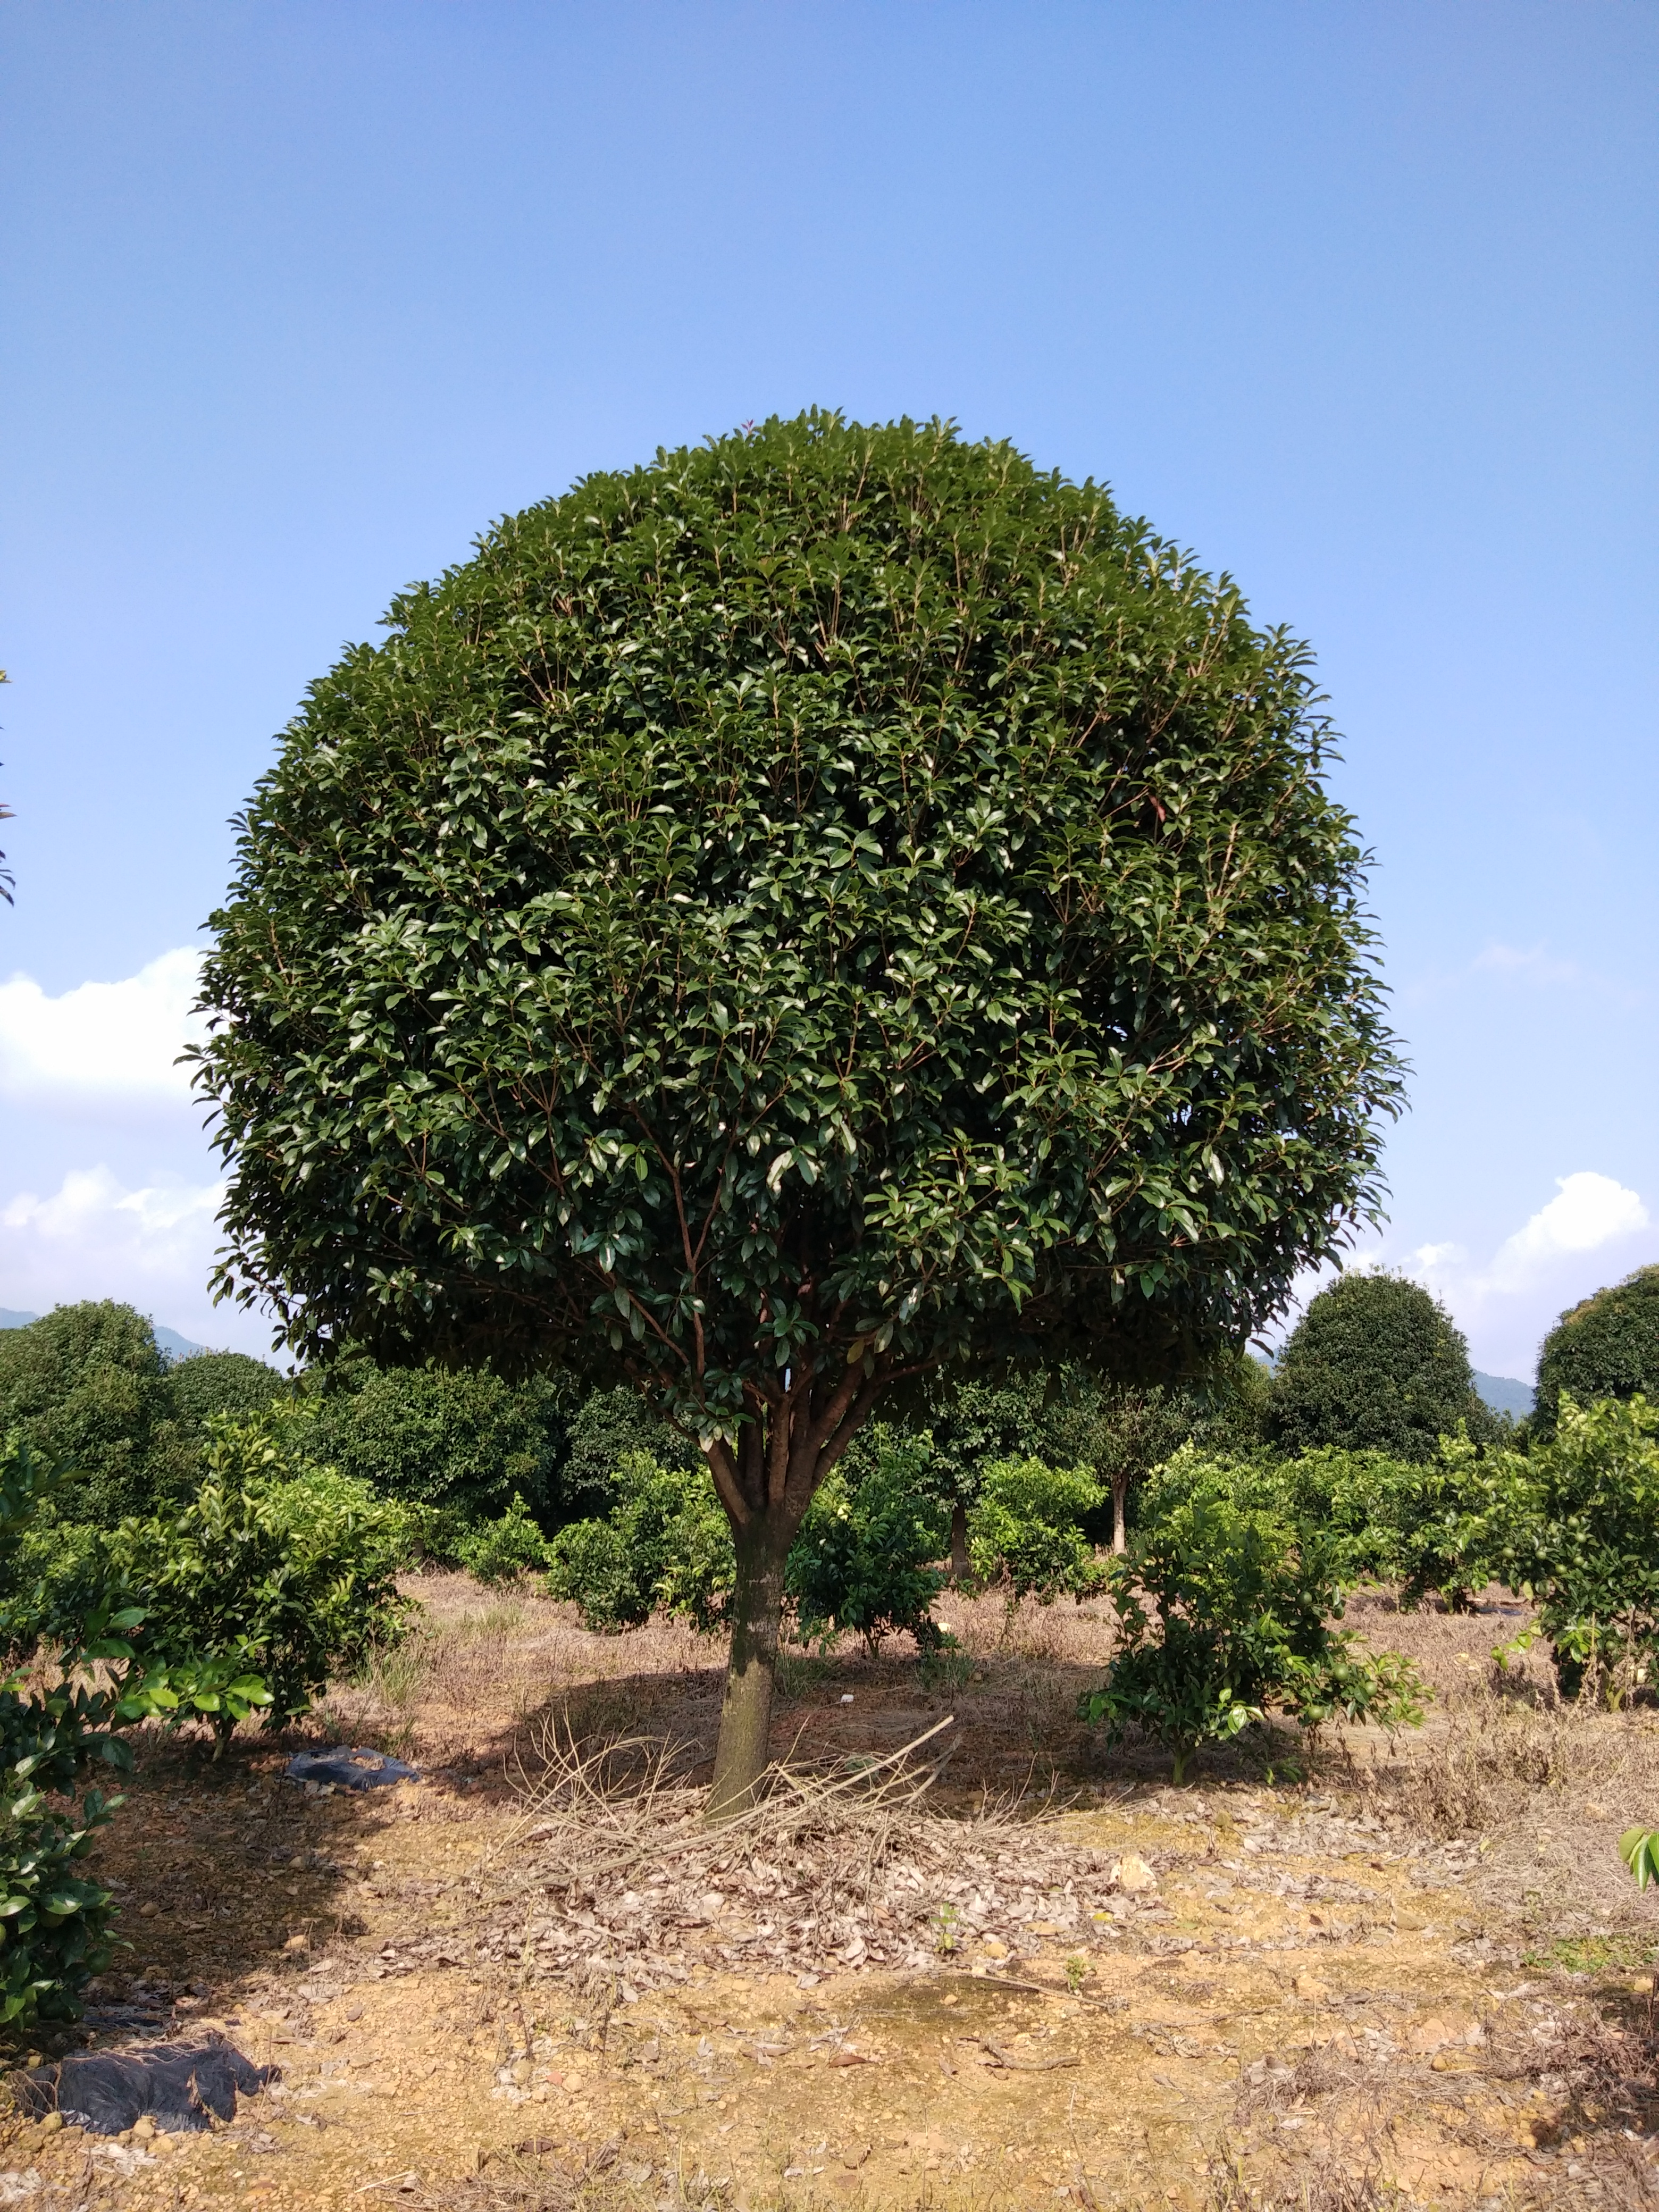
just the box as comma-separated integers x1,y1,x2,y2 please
1534,1266,1659,1437
1266,1272,1495,1461
303,1356,570,1527
167,1350,286,1434
194,410,1403,1814
0,1303,193,1522
1046,1353,1266,1553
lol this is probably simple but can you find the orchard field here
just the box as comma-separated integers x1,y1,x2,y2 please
7,1567,1659,2212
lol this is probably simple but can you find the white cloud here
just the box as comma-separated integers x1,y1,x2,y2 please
1469,942,1586,990
0,949,208,1105
0,1164,243,1344
1485,1171,1649,1291
1409,1239,1466,1275
1263,1173,1656,1381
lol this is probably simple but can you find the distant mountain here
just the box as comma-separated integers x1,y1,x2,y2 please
153,1326,206,1362
0,1309,205,1361
1474,1370,1535,1419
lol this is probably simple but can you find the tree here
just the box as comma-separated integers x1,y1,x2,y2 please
1534,1266,1659,1437
0,1303,193,1523
167,1350,287,1432
194,410,1403,1815
907,1366,1051,1578
304,1356,570,1527
1266,1272,1494,1462
1045,1353,1266,1553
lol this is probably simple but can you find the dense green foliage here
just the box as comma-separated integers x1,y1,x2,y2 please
1082,1479,1424,1782
304,1356,570,1526
166,1350,287,1431
0,1437,282,2028
966,1457,1104,1603
544,1454,735,1632
1266,1273,1496,1461
455,1494,553,1584
105,1415,413,1738
191,408,1406,1807
1139,1437,1507,1611
1535,1268,1659,1436
559,1385,700,1521
195,406,1401,1478
787,1430,948,1656
1497,1395,1659,1700
0,1303,194,1522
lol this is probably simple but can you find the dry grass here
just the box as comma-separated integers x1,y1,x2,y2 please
21,1573,1659,2210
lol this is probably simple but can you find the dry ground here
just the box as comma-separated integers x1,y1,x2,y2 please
6,1577,1659,2211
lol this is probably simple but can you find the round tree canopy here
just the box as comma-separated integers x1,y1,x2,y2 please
1536,1264,1659,1433
196,412,1402,1440
1265,1270,1488,1460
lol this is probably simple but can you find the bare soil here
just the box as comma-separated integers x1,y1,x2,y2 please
6,1576,1659,2211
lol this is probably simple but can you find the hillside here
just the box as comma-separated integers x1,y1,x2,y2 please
1473,1368,1535,1418
0,1308,204,1360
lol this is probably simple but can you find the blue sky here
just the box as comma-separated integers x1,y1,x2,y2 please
2,1,1655,1375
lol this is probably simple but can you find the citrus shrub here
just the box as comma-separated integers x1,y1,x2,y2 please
1081,1472,1425,1783
544,1454,734,1632
0,1437,273,2027
105,1414,414,1743
786,1429,949,1657
966,1458,1105,1605
1496,1394,1659,1701
455,1494,551,1585
1138,1436,1514,1610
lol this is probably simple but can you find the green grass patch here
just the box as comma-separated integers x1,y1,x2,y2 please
1523,1932,1659,1976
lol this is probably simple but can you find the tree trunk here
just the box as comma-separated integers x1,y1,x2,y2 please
707,1511,793,1823
1112,1469,1130,1556
950,1501,970,1583
700,1356,889,1821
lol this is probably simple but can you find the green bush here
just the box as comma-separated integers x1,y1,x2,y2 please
1497,1394,1659,1700
106,1414,414,1737
456,1494,552,1584
544,1454,734,1633
1081,1487,1423,1782
1138,1437,1513,1609
1266,1272,1498,1461
787,1429,949,1656
0,1437,271,2027
967,1457,1105,1604
1535,1268,1659,1436
561,1386,700,1522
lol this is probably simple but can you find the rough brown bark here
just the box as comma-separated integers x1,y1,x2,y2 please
702,1358,886,1821
950,1500,970,1583
706,1514,792,1821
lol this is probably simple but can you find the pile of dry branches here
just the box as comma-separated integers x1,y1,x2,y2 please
437,1720,1144,1995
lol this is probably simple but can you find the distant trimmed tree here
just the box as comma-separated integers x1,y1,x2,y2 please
0,1302,192,1520
1535,1266,1659,1436
193,412,1403,1815
1266,1272,1494,1460
167,1350,287,1432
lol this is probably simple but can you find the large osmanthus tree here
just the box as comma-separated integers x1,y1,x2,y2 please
193,412,1403,1813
